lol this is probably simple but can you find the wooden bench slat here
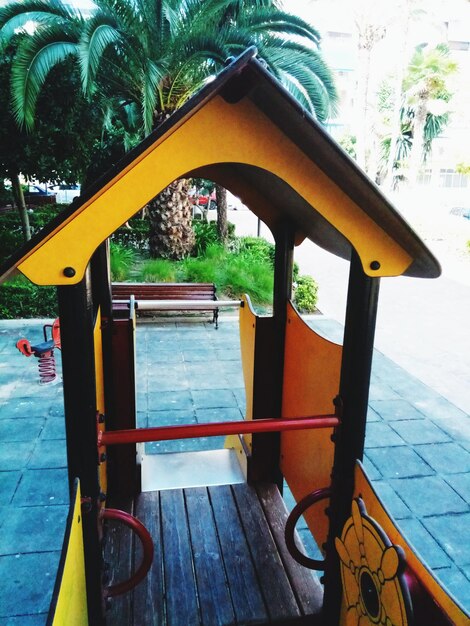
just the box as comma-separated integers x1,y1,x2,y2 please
161,489,200,624
134,492,165,626
185,487,236,625
256,484,324,619
209,485,269,625
232,483,301,622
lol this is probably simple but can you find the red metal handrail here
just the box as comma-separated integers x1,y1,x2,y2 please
285,487,332,570
101,508,154,597
98,415,339,447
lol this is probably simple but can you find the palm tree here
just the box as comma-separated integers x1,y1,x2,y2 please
403,43,457,186
0,0,338,258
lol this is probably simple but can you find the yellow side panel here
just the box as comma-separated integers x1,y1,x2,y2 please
239,295,256,422
50,481,88,626
93,308,107,498
351,462,469,626
94,307,105,415
280,303,342,549
225,295,256,471
19,96,411,286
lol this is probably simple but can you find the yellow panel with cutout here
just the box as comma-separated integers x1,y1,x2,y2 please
280,302,342,549
19,97,412,286
346,462,470,626
225,295,256,476
48,480,88,626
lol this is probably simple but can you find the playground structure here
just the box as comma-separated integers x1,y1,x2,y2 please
0,48,468,625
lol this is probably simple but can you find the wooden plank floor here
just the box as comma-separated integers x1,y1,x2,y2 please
104,483,323,625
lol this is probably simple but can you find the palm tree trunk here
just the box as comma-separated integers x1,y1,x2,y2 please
407,102,427,187
215,184,228,245
147,179,195,259
10,172,31,241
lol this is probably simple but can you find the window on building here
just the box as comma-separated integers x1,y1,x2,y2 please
439,169,468,188
418,169,432,185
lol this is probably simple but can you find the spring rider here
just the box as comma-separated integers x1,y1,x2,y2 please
16,318,61,385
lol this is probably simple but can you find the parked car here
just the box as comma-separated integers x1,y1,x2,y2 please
50,184,81,204
24,185,56,207
450,206,470,220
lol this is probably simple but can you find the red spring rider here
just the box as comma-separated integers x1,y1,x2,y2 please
16,319,61,385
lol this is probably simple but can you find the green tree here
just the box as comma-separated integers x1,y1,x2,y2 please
403,43,457,186
1,0,337,257
0,41,101,241
377,78,450,188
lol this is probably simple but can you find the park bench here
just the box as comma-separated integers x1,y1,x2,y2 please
112,282,220,327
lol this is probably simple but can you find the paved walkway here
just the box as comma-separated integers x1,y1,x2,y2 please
0,315,469,624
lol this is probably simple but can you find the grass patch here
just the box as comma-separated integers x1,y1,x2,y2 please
135,258,179,282
221,253,273,302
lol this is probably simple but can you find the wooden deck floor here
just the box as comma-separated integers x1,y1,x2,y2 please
104,483,323,625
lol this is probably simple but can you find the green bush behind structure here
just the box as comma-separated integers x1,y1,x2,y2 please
0,277,57,319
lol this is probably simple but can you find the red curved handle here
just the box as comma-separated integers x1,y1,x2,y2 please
52,318,61,350
101,508,154,597
16,339,33,356
284,487,331,571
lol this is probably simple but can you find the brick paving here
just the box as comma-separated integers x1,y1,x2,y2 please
0,316,469,623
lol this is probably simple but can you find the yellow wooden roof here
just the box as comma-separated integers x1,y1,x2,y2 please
0,48,440,286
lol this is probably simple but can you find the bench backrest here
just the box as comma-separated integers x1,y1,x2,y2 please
112,283,217,301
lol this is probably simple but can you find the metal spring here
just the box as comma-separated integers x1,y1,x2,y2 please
37,350,58,385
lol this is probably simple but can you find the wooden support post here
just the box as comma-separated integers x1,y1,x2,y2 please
91,240,138,499
250,220,294,488
322,250,380,624
57,268,105,625
91,240,115,423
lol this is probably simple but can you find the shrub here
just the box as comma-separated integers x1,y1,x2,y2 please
192,220,235,256
221,253,274,303
0,276,57,319
29,205,63,233
192,220,219,256
236,236,275,265
181,252,220,284
112,218,150,252
233,236,299,279
110,242,136,281
0,205,63,265
293,261,300,283
0,184,13,207
136,258,179,282
294,275,318,313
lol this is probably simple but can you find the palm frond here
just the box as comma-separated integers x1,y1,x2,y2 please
237,7,321,47
11,26,78,129
141,59,166,134
79,16,122,94
259,40,338,121
0,0,81,40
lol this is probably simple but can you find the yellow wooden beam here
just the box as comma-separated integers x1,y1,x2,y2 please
19,97,412,285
